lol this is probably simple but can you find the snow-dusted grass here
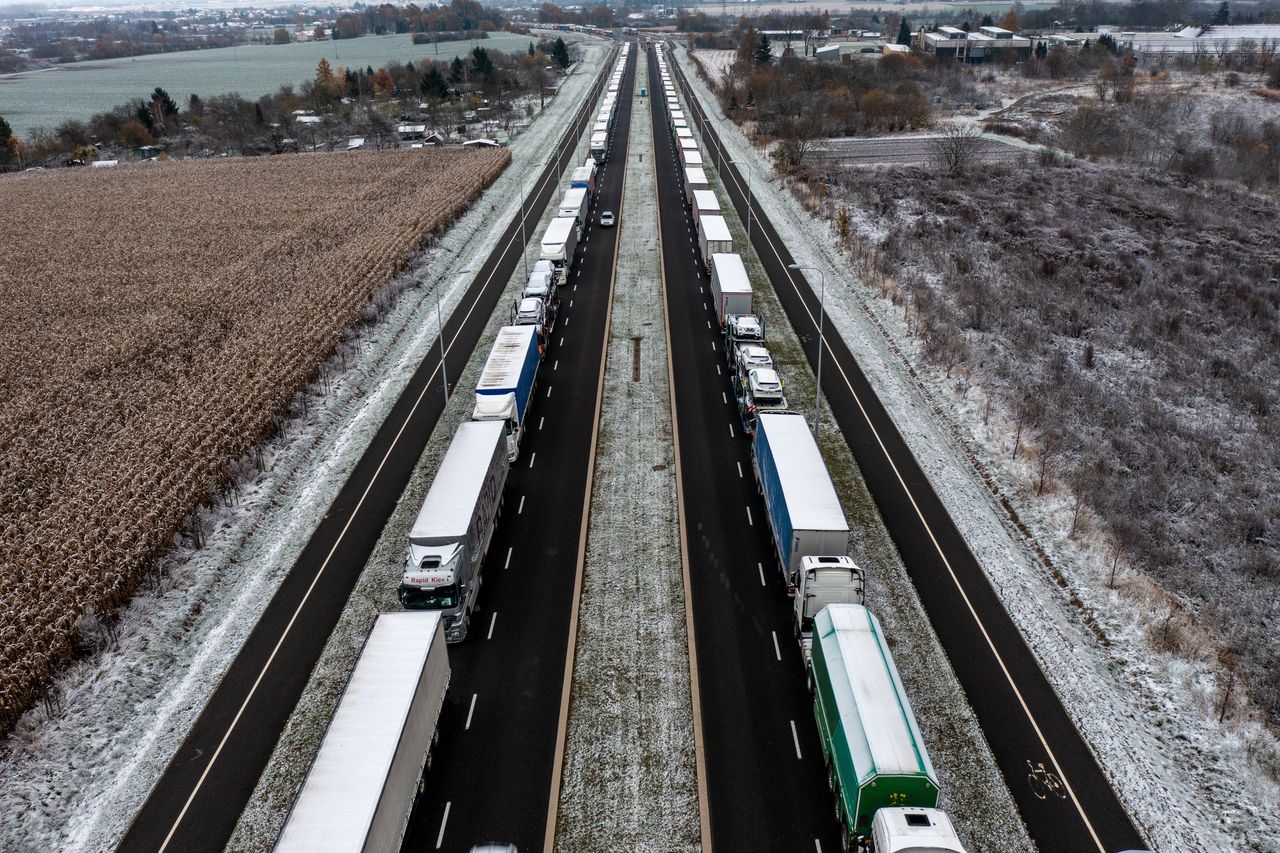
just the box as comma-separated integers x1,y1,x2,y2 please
680,43,1280,852
227,48,619,851
0,39,611,853
552,57,700,853
672,49,1032,852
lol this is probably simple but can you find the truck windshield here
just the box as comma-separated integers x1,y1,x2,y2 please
400,583,459,610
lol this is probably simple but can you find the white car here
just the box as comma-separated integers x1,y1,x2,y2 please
599,211,615,227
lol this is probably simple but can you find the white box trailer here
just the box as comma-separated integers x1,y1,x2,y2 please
558,186,588,229
698,215,733,266
683,150,704,168
710,253,752,325
400,421,508,641
275,612,449,853
676,127,694,143
684,166,709,207
692,191,720,229
540,215,579,271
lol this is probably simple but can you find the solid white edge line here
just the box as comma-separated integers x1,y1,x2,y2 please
670,47,1110,853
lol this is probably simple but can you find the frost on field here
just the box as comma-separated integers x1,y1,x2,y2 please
0,148,508,734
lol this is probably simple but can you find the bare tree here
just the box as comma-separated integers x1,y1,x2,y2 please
931,124,985,177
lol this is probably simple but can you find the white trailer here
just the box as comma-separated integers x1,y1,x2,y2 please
557,186,589,231
710,253,752,326
683,150,704,168
692,188,721,229
684,166,709,207
540,215,579,272
698,215,733,267
400,421,508,642
275,612,449,853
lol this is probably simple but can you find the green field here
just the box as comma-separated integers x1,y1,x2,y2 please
0,30,572,136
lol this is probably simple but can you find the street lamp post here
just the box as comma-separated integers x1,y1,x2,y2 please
788,264,826,441
439,266,472,433
729,158,753,266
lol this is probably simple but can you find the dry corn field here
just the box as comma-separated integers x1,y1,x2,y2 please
0,148,509,733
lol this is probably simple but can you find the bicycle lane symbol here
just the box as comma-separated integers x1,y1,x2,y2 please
1027,760,1068,801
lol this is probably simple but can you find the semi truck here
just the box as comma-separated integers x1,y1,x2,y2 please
472,325,541,461
274,612,449,853
691,189,719,228
590,130,609,163
400,420,508,642
571,162,597,194
698,215,733,267
811,604,942,847
709,253,752,326
752,411,850,589
540,215,579,272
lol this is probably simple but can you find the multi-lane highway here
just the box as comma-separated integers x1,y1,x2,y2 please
649,45,842,852
117,44,623,853
400,45,637,853
665,43,1148,853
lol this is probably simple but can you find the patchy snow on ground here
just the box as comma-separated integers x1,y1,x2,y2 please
228,47,619,852
674,49,1032,852
553,57,700,853
0,40,610,853
681,43,1280,853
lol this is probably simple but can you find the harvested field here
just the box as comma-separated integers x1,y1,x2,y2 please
0,148,508,733
810,134,1028,167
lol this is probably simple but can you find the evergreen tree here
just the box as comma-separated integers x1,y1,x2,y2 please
529,41,536,56
753,32,773,66
551,37,571,69
421,65,450,99
980,14,994,26
1214,1,1230,24
450,55,466,82
254,103,265,125
471,46,495,83
897,18,912,45
0,115,14,168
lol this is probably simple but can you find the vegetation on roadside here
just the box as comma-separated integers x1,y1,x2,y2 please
0,147,508,736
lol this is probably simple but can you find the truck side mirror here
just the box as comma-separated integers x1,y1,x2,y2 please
787,571,798,588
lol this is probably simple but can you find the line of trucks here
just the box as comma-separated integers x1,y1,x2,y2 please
590,51,626,163
657,42,968,853
272,44,631,853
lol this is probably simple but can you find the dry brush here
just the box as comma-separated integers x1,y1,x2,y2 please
0,147,508,733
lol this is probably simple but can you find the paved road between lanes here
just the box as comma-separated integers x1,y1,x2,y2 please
669,46,1148,853
650,44,841,852
117,45,619,853
402,45,636,853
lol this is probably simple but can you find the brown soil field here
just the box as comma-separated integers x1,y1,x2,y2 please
0,148,508,733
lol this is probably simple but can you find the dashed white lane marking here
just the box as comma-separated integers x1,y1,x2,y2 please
728,423,734,438
722,391,728,405
772,631,781,661
435,802,451,849
758,562,766,586
790,720,803,759
487,611,498,640
547,385,553,398
554,359,560,371
737,461,743,478
518,495,526,514
529,452,537,469
746,506,753,526
539,416,545,431
505,547,513,569
466,693,478,728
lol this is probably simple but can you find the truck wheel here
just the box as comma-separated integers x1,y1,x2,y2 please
839,828,851,853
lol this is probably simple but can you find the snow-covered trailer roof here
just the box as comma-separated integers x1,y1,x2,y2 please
818,604,935,781
711,253,750,293
476,326,536,396
681,137,699,151
685,166,708,185
701,215,732,242
693,190,719,212
541,216,577,247
409,421,505,543
756,412,848,533
275,611,446,852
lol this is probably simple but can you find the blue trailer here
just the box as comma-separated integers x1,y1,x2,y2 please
752,411,850,589
472,325,542,461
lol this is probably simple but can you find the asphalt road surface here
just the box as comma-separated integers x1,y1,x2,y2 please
668,46,1148,853
400,45,637,853
117,46,621,853
650,45,843,853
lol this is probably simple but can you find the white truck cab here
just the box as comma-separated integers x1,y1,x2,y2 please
796,556,865,652
869,807,966,853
